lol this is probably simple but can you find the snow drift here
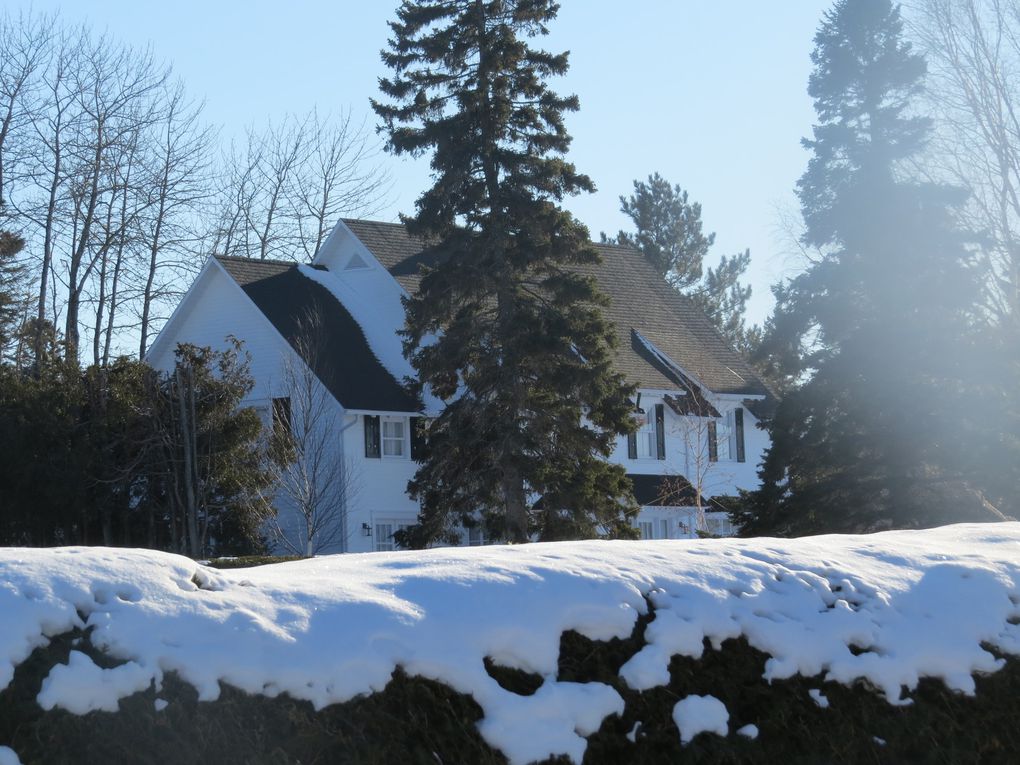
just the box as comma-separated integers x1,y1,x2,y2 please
2,524,1019,764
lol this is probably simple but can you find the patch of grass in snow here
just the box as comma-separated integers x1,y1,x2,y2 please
3,618,1020,764
483,656,543,697
204,555,304,569
572,621,1020,764
0,628,501,765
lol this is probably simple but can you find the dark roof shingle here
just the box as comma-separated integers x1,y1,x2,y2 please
216,255,419,412
342,219,770,396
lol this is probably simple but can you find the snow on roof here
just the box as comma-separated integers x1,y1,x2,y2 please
2,524,1020,764
296,263,415,391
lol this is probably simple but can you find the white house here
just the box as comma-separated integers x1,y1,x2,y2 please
147,219,774,553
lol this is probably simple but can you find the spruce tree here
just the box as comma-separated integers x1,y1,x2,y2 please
738,0,1002,535
373,0,637,544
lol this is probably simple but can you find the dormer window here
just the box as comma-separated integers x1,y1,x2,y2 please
708,408,746,463
628,402,665,460
636,411,657,459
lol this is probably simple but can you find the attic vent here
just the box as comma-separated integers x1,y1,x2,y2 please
345,252,370,270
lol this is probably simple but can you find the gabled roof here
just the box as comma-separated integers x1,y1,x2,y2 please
342,219,770,397
215,255,419,412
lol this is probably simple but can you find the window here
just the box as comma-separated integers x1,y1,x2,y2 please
709,409,745,463
636,412,656,458
639,521,654,540
628,403,665,460
705,514,734,537
271,397,291,437
382,417,406,457
467,526,489,546
715,414,733,461
344,251,370,270
658,519,670,539
375,521,413,552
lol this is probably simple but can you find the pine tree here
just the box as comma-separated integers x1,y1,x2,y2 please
373,0,637,545
616,173,713,291
615,174,756,353
690,248,756,354
0,230,26,357
738,0,1003,536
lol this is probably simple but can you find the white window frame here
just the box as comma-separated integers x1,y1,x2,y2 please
374,519,414,552
638,520,654,540
705,513,734,537
634,409,658,460
381,416,407,459
714,410,737,462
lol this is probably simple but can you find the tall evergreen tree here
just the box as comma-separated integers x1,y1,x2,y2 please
373,0,638,545
738,0,1004,535
615,174,757,353
0,230,26,357
616,173,714,291
690,248,758,355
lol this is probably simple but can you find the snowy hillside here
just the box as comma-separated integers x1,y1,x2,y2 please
2,524,1020,764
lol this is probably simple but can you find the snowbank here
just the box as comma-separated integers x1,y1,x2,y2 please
2,524,1019,764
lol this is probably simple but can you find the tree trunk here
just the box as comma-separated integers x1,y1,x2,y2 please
177,365,201,557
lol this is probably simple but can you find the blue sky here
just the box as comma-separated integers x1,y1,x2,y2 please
19,1,833,325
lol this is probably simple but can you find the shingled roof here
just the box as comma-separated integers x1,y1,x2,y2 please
215,255,419,412
342,219,770,397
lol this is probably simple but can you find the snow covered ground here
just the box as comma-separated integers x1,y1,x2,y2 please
2,524,1019,764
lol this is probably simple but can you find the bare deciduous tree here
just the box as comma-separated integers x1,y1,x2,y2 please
0,9,53,215
214,109,389,261
294,110,389,259
265,312,360,556
2,11,388,367
135,81,214,359
910,0,1020,329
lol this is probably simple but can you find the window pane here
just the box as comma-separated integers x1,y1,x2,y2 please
375,523,394,552
635,410,658,459
382,418,405,457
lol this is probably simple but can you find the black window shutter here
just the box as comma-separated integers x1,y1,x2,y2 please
708,420,718,462
735,408,745,463
364,415,380,458
627,432,637,460
410,417,427,461
655,404,666,460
